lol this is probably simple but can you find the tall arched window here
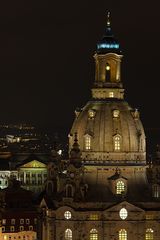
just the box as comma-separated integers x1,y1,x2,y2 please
90,229,98,240
85,135,91,150
145,228,154,240
114,135,121,151
65,229,72,240
66,185,73,198
105,63,111,82
116,180,125,194
119,229,127,240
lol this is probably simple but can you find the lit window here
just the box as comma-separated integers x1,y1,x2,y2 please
2,219,6,225
89,214,99,220
20,226,24,231
34,218,37,224
26,219,30,224
65,229,72,240
90,229,98,240
10,226,15,232
119,208,128,220
145,228,154,240
146,214,154,220
116,180,125,194
11,219,15,225
106,63,111,82
113,110,120,118
88,109,96,119
20,219,24,224
109,92,114,98
119,229,127,240
64,211,72,219
85,135,91,150
106,64,110,71
114,135,121,151
152,184,160,198
29,226,33,231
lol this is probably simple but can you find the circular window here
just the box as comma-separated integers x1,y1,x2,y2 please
64,211,72,219
119,208,128,220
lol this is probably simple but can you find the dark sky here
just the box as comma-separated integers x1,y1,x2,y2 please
0,0,160,146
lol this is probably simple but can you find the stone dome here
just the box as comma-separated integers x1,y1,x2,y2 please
69,13,146,166
69,99,146,165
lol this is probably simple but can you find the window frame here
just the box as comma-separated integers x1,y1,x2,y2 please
116,180,125,194
90,228,98,240
119,229,127,240
65,228,72,240
145,228,154,240
85,135,91,150
114,134,121,151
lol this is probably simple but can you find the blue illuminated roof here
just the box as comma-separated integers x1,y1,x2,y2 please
97,43,119,50
96,25,121,54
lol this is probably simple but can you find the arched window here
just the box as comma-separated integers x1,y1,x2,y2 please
66,185,73,198
116,180,125,194
85,135,91,150
65,229,72,240
152,184,160,198
105,63,111,82
90,229,98,240
145,228,154,240
119,229,127,240
114,135,121,151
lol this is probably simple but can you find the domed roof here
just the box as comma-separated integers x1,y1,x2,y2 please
69,100,146,165
69,13,146,166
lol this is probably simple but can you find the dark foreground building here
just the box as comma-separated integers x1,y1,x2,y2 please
0,179,39,240
40,13,160,240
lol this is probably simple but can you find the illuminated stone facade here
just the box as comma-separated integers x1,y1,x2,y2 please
0,154,48,194
40,13,160,240
18,158,47,193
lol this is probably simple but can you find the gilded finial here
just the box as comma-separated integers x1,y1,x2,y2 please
107,11,111,27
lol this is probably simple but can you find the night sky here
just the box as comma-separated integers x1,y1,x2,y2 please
0,1,160,148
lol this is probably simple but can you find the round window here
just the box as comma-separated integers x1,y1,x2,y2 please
119,208,128,220
64,211,72,219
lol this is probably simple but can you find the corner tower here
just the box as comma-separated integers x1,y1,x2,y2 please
69,13,146,166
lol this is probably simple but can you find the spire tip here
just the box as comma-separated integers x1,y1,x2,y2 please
107,11,111,27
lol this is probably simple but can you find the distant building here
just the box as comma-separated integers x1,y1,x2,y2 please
0,179,38,240
0,154,50,194
17,154,48,194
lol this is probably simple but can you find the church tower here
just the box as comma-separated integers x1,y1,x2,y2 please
92,12,123,99
41,13,160,240
69,12,146,165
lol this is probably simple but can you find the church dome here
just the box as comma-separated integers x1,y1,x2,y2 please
69,12,146,166
69,100,146,165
